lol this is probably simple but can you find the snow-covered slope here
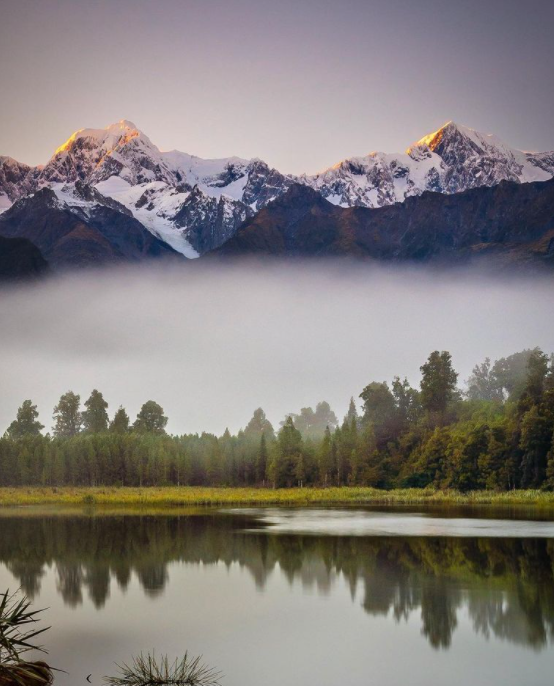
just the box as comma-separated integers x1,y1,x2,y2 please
1,119,553,256
303,121,554,208
302,147,445,208
35,120,293,254
413,121,552,192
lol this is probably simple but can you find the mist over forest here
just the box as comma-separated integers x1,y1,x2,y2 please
1,261,553,436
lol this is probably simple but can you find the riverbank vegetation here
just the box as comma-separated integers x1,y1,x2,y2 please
2,486,554,508
1,348,553,494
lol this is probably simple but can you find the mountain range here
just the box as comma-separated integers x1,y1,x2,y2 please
1,119,553,274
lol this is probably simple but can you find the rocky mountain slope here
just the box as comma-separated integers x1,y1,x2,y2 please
216,178,554,268
1,120,552,263
0,182,178,269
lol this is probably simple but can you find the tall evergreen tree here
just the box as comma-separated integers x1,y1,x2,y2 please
82,390,109,434
346,397,358,425
519,406,551,488
52,392,82,438
317,426,333,486
6,400,44,439
110,406,130,434
420,351,458,420
256,433,268,484
273,416,303,488
133,401,168,435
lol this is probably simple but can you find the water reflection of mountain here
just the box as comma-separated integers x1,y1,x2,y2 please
1,513,554,650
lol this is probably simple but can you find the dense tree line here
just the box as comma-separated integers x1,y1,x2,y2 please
1,348,553,491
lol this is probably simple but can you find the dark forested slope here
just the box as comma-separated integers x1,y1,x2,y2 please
0,234,48,281
216,178,554,267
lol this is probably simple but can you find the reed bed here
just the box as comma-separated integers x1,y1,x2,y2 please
1,486,554,509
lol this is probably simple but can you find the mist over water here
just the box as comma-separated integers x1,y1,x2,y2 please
0,261,553,435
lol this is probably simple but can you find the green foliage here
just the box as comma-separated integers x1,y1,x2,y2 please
271,417,304,487
489,348,539,400
110,406,130,434
52,391,81,438
317,426,333,486
82,389,109,433
1,348,554,493
466,358,504,402
5,400,44,439
360,381,395,425
420,351,458,418
133,401,168,435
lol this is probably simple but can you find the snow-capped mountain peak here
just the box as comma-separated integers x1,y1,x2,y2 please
1,119,553,258
53,119,143,155
305,121,554,208
41,119,169,188
406,120,552,193
410,120,517,160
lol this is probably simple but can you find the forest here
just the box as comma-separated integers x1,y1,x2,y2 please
1,348,554,492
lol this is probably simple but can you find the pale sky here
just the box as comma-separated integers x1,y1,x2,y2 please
1,0,553,174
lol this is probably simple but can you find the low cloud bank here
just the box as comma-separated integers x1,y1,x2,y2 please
1,261,552,435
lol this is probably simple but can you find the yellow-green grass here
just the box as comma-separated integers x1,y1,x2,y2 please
1,486,554,509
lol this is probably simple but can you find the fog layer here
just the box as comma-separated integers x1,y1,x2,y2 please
1,262,553,435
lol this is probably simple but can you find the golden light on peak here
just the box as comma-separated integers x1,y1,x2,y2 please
54,129,85,155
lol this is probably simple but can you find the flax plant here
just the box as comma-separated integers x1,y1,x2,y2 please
0,590,51,685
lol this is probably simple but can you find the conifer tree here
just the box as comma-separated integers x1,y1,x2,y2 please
110,406,130,434
318,426,333,486
274,416,303,488
6,400,44,439
82,390,109,434
52,391,82,438
420,351,458,420
346,397,358,425
133,401,168,435
256,433,268,485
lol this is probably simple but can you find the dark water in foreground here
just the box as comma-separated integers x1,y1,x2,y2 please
1,506,554,686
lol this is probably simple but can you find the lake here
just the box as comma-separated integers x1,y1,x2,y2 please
1,505,553,686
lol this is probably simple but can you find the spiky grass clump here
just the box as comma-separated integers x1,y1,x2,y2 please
0,590,49,663
0,589,51,685
104,652,221,686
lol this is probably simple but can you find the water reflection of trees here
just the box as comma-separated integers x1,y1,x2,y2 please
1,514,554,650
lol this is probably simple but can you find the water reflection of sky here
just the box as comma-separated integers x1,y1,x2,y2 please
230,508,554,537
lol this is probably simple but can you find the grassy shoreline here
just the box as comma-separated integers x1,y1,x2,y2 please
1,486,554,509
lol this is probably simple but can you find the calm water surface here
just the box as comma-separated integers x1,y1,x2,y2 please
1,505,553,686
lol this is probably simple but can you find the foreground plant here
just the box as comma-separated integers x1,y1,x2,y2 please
0,590,52,685
104,652,221,686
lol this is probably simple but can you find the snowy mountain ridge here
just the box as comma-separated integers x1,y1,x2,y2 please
1,119,553,256
305,121,553,209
